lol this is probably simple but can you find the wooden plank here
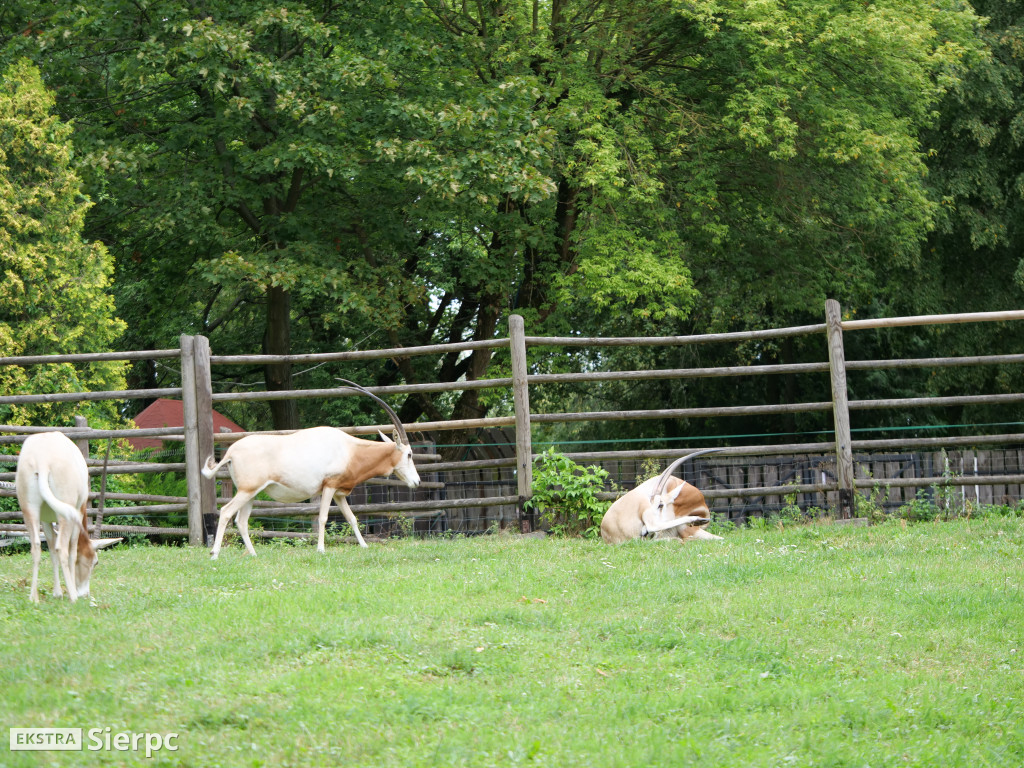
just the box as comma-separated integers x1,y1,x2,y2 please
884,460,901,506
746,462,761,514
763,462,779,510
1013,450,1022,500
729,462,745,508
991,450,1005,505
820,459,837,510
968,450,983,506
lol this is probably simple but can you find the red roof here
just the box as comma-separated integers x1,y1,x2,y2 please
129,398,244,450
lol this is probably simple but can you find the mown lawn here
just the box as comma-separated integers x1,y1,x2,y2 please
1,517,1022,767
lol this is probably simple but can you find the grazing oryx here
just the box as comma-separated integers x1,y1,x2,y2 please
15,431,121,603
202,381,420,558
601,449,722,545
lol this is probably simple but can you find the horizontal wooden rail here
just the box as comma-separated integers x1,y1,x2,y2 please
842,309,1024,331
0,463,186,482
0,426,184,445
535,402,832,423
202,352,1024,406
0,525,438,541
854,474,1024,490
0,387,181,406
588,474,1024,503
849,392,1024,410
210,379,512,403
0,523,190,536
0,349,181,366
420,433,1024,472
524,324,828,347
847,353,1024,371
515,391,1024,429
0,506,187,519
210,338,508,365
247,495,520,517
211,417,519,442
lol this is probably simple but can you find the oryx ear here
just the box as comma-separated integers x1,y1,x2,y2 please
91,538,123,550
664,483,685,502
377,430,395,444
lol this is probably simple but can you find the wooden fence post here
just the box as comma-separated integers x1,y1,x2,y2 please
826,299,856,518
73,415,90,497
193,335,216,538
72,415,96,535
509,314,534,532
181,335,216,545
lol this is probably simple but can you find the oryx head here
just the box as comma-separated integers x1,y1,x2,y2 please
338,378,421,489
73,531,122,599
640,449,721,537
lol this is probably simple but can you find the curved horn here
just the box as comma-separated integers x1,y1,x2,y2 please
652,448,722,498
336,378,409,445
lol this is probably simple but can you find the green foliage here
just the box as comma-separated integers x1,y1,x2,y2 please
897,490,946,523
525,448,612,537
0,58,127,426
2,0,984,435
0,1,1010,452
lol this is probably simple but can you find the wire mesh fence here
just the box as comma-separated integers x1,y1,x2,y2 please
3,305,1024,547
3,437,1023,547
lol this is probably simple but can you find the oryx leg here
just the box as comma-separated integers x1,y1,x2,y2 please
644,514,711,535
316,492,333,553
210,489,258,559
27,517,44,603
333,493,367,548
234,499,258,557
686,527,723,541
53,515,80,602
67,517,81,599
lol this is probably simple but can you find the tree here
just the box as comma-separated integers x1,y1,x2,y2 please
911,0,1024,411
0,58,126,426
0,1,982,444
408,0,982,448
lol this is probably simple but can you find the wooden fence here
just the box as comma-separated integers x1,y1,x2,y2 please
2,300,1024,543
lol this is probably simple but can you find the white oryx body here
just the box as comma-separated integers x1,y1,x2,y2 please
601,449,722,545
15,432,120,603
202,382,420,558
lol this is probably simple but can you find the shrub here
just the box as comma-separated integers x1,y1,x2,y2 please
525,448,612,538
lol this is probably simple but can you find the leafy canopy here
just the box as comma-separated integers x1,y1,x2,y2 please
0,58,126,426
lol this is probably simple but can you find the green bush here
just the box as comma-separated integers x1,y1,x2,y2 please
525,448,612,538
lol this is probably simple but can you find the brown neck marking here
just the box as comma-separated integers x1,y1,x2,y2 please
323,439,400,496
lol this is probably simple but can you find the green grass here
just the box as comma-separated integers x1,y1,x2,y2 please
1,518,1023,767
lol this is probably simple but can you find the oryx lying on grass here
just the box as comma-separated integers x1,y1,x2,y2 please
15,431,121,603
202,381,420,558
601,449,722,545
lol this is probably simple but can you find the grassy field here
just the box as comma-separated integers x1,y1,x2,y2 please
1,517,1022,767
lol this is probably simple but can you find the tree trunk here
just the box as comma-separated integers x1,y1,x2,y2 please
437,300,502,460
264,284,299,430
